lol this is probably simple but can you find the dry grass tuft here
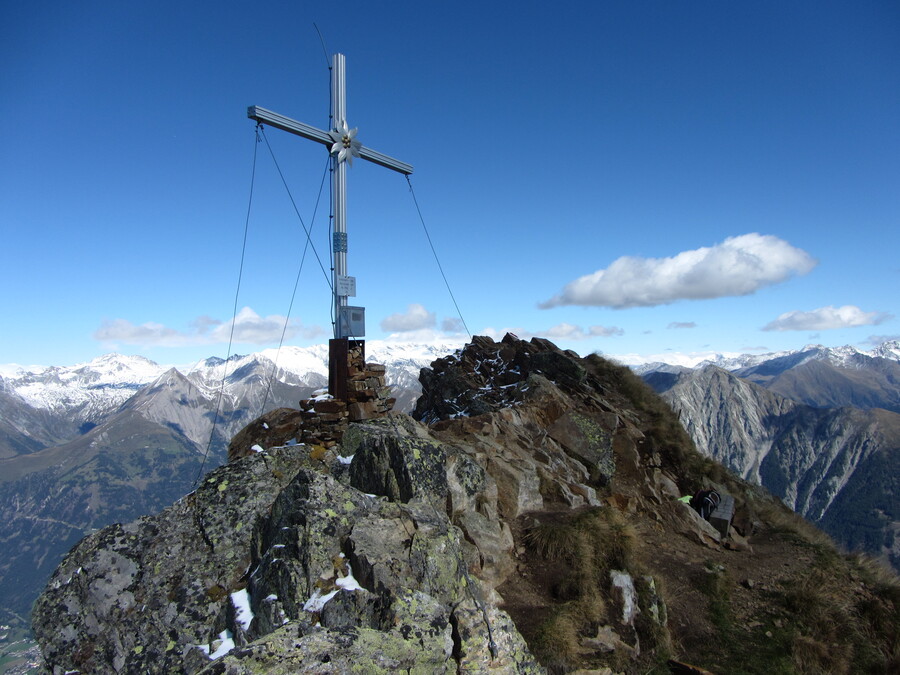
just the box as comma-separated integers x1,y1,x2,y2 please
791,634,847,675
525,506,668,673
523,520,579,561
533,607,583,669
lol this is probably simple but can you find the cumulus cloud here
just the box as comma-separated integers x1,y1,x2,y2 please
482,323,624,341
587,325,625,338
214,307,304,343
441,317,464,333
380,304,436,332
668,322,697,330
539,233,817,309
190,315,221,334
93,307,324,347
381,328,459,344
94,319,189,347
763,305,892,332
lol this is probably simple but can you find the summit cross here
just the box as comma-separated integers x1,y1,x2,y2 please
247,53,413,399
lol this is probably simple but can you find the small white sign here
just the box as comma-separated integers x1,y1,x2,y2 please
337,275,357,297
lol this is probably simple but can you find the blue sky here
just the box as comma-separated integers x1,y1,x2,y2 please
2,1,898,367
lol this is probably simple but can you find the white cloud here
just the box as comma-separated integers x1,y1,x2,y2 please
586,325,625,338
382,328,462,343
763,305,892,332
94,319,189,347
93,307,324,347
441,317,464,333
481,323,623,341
380,304,436,332
539,233,817,309
211,307,303,343
543,323,591,340
190,315,221,334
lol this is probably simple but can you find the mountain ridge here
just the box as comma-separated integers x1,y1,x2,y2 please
29,334,900,674
647,363,899,570
2,339,898,651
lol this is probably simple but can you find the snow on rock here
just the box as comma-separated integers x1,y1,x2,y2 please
302,587,340,613
202,630,235,660
302,553,363,612
231,589,254,631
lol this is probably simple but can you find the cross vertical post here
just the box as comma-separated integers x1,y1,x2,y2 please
331,53,348,339
247,53,413,401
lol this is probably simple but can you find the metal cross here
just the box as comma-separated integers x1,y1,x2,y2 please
247,53,413,342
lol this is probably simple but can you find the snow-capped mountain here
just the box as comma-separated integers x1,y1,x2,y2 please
632,340,900,375
0,340,462,625
1,353,166,425
0,341,462,438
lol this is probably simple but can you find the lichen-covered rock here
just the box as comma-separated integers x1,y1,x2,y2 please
452,596,544,673
195,622,456,675
227,407,307,461
33,429,539,674
31,335,679,674
32,443,312,674
344,416,451,505
33,333,899,674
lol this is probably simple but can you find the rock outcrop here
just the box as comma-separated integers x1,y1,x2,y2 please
653,364,900,569
34,335,665,673
31,335,900,674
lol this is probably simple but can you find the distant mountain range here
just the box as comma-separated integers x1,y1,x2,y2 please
639,341,900,571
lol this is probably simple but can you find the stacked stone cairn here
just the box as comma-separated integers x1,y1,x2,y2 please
298,344,395,441
228,345,395,461
346,341,396,420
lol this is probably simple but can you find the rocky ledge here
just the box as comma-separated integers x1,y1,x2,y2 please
34,334,896,674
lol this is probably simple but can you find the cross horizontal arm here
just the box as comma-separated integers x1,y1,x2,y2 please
248,106,333,146
357,146,414,176
247,105,414,176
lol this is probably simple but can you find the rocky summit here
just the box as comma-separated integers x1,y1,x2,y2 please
32,335,900,674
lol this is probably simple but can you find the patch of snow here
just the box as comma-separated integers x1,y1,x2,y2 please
262,422,269,429
199,630,235,659
303,587,340,612
336,569,363,591
251,444,265,453
302,554,364,612
337,454,354,465
231,588,253,630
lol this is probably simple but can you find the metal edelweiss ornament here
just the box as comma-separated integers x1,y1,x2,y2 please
328,121,361,165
